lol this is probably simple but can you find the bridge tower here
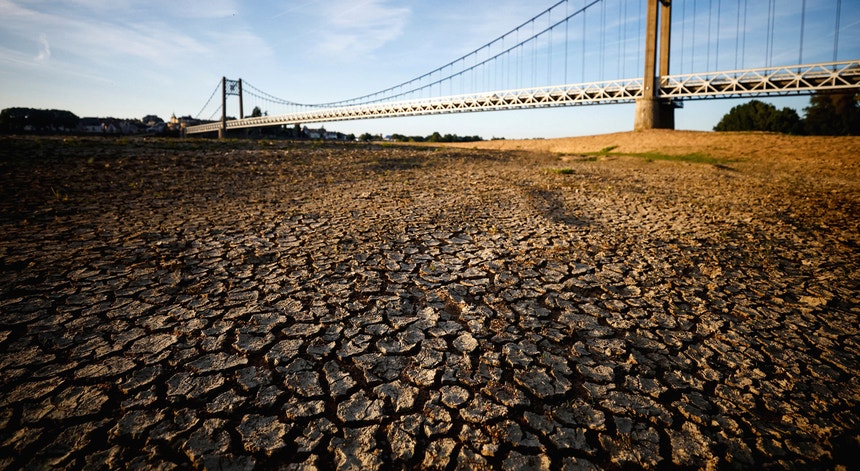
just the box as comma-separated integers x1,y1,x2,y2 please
219,77,243,138
635,0,675,130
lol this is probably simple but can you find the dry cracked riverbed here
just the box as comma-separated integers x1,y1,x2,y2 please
0,134,858,470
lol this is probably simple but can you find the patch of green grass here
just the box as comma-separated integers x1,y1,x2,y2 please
584,146,730,166
598,145,618,154
633,151,724,165
549,168,576,175
583,145,618,157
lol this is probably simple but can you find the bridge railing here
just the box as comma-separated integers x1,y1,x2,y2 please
660,61,860,99
186,78,646,134
186,61,860,135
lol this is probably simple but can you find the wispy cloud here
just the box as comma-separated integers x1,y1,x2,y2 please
35,33,50,61
0,0,270,68
312,0,411,57
166,0,240,20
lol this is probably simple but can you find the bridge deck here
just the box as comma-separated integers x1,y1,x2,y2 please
187,61,860,134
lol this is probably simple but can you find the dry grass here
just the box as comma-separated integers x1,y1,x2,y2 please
439,129,860,189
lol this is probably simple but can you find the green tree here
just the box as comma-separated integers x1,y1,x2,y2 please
803,91,860,136
713,100,803,134
249,106,263,118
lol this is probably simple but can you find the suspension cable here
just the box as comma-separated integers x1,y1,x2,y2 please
318,0,602,107
207,104,222,122
336,0,603,107
195,80,222,120
242,81,318,107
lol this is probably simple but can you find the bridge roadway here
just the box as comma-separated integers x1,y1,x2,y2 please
187,60,860,134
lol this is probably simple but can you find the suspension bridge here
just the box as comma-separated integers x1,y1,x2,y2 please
186,0,860,137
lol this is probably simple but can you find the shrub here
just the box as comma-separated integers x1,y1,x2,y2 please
714,100,803,134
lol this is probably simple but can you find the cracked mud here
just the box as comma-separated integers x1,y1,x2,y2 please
1,134,858,469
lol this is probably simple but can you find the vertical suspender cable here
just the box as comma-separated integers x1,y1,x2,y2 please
516,29,520,89
707,0,713,71
582,2,587,82
565,0,569,83
548,9,553,85
715,0,722,71
600,2,606,80
680,0,686,74
766,0,776,67
499,37,504,91
618,1,627,78
834,0,842,62
799,0,806,64
616,0,621,79
741,0,747,68
599,0,606,81
734,0,741,70
691,0,697,72
622,0,628,77
532,20,537,86
637,0,642,77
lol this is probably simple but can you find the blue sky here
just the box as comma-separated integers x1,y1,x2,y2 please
1,0,857,139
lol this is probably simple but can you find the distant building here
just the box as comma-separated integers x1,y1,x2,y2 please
168,114,205,133
302,126,347,140
77,117,143,134
79,118,102,133
303,126,325,139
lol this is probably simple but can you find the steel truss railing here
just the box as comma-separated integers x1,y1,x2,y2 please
659,61,860,99
186,61,860,134
187,78,645,134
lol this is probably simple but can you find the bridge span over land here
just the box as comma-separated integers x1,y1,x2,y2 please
187,0,860,136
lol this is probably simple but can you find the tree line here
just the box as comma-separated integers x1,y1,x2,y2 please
362,132,483,143
0,108,80,133
714,90,860,135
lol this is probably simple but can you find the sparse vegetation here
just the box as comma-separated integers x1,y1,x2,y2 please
630,151,725,165
582,147,727,166
599,145,618,154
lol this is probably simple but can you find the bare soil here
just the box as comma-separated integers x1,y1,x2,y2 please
445,129,860,189
0,132,858,469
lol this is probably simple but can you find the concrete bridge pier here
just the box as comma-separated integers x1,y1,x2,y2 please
635,0,674,131
635,97,675,130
